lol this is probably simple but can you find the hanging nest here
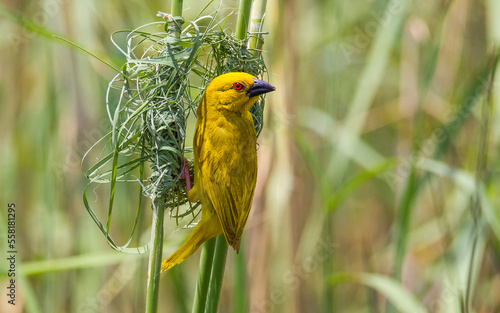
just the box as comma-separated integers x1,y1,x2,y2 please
83,12,268,253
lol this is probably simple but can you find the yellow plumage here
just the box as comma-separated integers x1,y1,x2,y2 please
161,72,275,271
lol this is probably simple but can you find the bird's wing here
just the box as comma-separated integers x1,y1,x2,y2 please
197,124,257,251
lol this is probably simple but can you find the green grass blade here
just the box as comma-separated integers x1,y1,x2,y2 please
327,0,411,179
53,36,121,73
20,253,142,276
326,160,396,210
391,55,499,285
331,272,427,313
0,3,58,41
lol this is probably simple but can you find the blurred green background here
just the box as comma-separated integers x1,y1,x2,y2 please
1,0,500,312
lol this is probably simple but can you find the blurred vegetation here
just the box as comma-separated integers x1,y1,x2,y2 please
1,0,500,312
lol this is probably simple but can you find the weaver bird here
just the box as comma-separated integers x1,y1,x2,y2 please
161,72,275,271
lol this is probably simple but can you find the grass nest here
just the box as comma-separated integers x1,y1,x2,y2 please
83,11,268,253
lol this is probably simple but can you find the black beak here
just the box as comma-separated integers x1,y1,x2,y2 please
247,78,276,98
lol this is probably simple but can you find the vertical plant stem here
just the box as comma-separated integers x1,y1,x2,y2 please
170,0,184,39
192,237,217,313
248,0,268,54
171,0,183,17
322,219,334,312
235,0,253,40
205,236,229,313
234,237,247,313
238,0,271,305
232,2,270,310
145,203,165,313
465,52,498,312
145,2,184,312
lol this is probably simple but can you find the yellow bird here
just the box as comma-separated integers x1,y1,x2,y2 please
161,72,275,271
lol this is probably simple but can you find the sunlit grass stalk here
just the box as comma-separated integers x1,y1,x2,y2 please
248,0,267,53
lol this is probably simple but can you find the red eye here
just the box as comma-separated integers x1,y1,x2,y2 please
233,82,244,90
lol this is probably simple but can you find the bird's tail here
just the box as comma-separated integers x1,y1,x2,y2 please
161,217,222,272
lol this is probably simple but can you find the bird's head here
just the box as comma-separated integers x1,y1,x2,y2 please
204,72,276,113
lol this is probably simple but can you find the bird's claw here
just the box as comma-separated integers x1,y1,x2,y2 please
179,157,191,192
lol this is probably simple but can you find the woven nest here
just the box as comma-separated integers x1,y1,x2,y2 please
83,12,268,252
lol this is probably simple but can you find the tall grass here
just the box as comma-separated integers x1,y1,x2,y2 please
1,1,500,313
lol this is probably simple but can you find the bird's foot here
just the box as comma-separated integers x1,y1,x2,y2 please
179,157,191,192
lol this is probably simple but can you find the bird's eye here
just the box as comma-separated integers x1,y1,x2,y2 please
233,82,244,91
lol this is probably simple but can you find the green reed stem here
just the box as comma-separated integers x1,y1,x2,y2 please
248,0,267,54
235,0,252,40
172,0,183,17
232,3,269,309
145,1,184,312
192,237,217,313
205,236,229,313
234,238,247,313
145,204,165,313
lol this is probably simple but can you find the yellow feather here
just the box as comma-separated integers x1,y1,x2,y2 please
161,72,274,271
